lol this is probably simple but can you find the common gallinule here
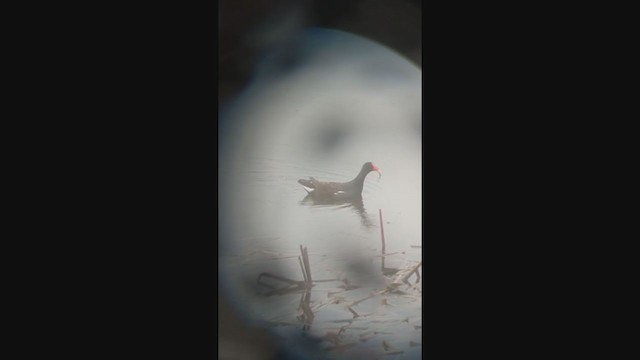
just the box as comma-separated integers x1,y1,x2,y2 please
298,162,381,199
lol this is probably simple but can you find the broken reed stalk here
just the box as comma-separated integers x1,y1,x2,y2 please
379,209,386,254
298,256,308,285
299,289,314,325
303,247,313,288
299,245,313,289
399,261,423,285
349,293,377,307
347,307,359,318
379,209,386,272
258,272,303,286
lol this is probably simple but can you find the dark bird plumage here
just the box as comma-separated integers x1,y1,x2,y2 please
297,162,381,199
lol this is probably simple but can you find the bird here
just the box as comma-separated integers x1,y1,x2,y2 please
297,162,381,199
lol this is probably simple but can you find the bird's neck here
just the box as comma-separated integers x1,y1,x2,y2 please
352,169,370,186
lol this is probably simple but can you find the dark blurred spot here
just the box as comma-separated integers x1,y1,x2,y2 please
319,124,348,152
345,256,384,287
306,115,356,157
347,258,372,274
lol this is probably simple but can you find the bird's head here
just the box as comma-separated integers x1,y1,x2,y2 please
364,162,382,179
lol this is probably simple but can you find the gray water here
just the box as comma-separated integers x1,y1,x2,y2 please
219,28,421,359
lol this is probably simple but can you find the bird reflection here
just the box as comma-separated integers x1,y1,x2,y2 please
299,194,373,228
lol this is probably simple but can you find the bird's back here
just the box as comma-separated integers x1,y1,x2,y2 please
298,176,359,198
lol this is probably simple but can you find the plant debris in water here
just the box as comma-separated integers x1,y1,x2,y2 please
244,209,422,359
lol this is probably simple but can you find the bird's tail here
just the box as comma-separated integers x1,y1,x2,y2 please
298,178,315,193
297,178,314,188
